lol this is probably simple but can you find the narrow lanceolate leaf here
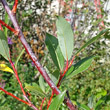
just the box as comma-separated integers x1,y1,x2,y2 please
15,48,25,69
0,30,10,61
76,29,110,55
66,56,97,79
56,16,74,60
45,33,64,70
49,91,66,110
4,13,9,37
0,64,14,73
39,75,45,93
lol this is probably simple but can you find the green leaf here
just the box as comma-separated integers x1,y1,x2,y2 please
66,56,97,79
52,69,60,80
0,30,10,61
15,48,25,69
45,33,64,70
4,2,13,37
56,16,74,60
4,13,9,37
49,91,66,110
104,30,110,39
76,29,110,55
44,66,60,85
39,75,45,93
49,74,58,85
4,2,13,36
25,83,46,97
65,66,74,77
95,99,104,110
77,102,90,110
50,69,60,84
95,90,107,100
81,105,90,110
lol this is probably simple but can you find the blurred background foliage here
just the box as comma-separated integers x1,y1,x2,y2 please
0,0,110,109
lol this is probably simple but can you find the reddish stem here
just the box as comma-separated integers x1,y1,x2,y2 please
47,91,54,110
8,60,38,110
9,59,26,96
40,97,46,110
12,0,18,13
54,56,75,106
0,87,30,106
57,56,75,87
69,56,75,68
0,19,17,34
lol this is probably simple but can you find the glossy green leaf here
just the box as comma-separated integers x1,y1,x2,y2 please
65,66,74,77
45,33,64,70
56,16,74,60
49,91,66,110
15,48,25,69
25,83,46,97
0,30,10,61
76,29,110,55
66,56,97,79
39,75,45,93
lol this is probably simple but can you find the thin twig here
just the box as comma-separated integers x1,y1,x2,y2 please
9,59,38,110
40,97,46,110
9,59,26,96
47,91,54,110
12,0,18,13
0,87,30,106
0,19,17,34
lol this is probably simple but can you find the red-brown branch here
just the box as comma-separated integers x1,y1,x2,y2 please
0,19,17,34
47,91,54,110
0,87,30,106
12,0,18,13
49,55,75,107
57,56,75,87
40,97,46,110
9,59,26,96
9,59,38,110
